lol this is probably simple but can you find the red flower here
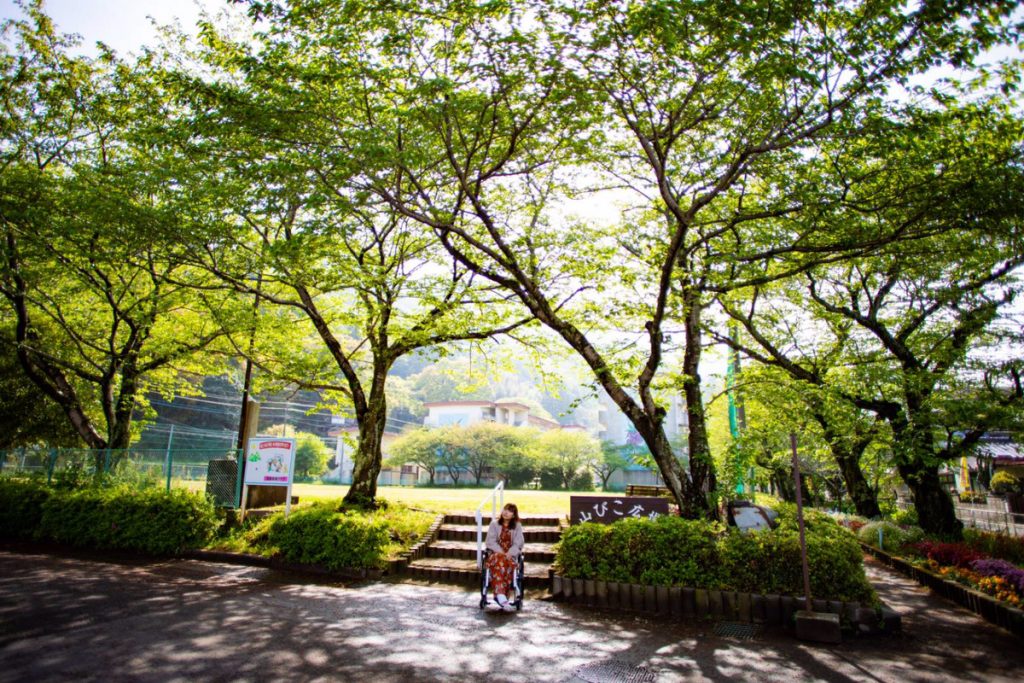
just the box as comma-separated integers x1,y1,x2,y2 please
908,540,983,568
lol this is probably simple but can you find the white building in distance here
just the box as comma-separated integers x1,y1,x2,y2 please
423,400,563,431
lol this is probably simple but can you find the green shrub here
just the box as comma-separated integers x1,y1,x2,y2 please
633,517,724,586
0,478,54,539
722,506,876,602
554,512,876,602
207,500,433,562
857,520,924,552
990,471,1023,496
362,503,435,556
555,518,725,586
959,492,987,504
554,521,609,579
570,471,595,491
267,503,392,570
721,525,874,603
889,507,919,527
38,486,218,554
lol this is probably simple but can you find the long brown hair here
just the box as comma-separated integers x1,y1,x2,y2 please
500,502,520,529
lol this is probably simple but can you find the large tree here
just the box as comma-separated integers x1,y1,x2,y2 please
162,23,536,506
726,364,886,516
232,0,1020,519
718,93,1024,535
0,6,230,459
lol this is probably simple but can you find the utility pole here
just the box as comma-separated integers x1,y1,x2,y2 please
236,272,263,459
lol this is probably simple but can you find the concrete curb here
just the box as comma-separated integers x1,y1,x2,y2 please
183,549,383,580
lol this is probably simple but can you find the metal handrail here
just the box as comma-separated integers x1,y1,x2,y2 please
475,480,505,569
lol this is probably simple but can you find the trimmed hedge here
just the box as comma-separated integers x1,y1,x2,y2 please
557,516,725,586
267,503,392,570
0,478,218,555
555,507,876,603
0,478,54,539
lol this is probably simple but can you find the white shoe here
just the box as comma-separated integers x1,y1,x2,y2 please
502,601,516,612
495,595,509,608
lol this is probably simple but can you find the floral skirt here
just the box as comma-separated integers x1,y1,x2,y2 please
486,551,517,598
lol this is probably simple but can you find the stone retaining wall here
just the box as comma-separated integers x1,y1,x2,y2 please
549,574,899,634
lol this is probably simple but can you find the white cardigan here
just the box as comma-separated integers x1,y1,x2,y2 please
485,519,526,559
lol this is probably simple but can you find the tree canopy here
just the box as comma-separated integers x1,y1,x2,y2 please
1,0,1021,535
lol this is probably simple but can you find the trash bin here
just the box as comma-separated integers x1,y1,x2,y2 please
206,459,239,507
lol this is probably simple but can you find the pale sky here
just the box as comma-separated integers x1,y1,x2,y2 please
1,0,227,56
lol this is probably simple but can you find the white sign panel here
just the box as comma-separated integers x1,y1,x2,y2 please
245,438,296,486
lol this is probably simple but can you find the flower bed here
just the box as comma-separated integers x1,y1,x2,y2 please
862,543,1024,638
854,521,1024,636
905,539,1024,609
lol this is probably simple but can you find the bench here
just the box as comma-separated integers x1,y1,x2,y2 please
625,484,672,498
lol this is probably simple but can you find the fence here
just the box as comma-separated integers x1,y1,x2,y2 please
953,503,1024,537
0,447,245,508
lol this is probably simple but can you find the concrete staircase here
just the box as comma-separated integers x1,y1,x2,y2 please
403,513,564,590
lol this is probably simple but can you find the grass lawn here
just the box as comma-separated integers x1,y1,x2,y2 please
289,483,612,515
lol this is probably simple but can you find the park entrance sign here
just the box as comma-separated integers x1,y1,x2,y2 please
242,438,297,518
570,495,670,525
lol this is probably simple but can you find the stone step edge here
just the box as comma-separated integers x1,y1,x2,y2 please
432,528,561,536
401,564,552,588
385,513,446,575
444,514,566,526
425,547,556,561
439,523,562,531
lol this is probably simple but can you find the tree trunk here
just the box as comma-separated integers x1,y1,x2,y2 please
108,364,140,457
343,364,389,507
773,469,797,502
486,277,710,517
6,271,106,450
816,415,882,518
638,421,711,519
681,290,718,518
833,444,882,517
891,414,962,537
899,460,962,536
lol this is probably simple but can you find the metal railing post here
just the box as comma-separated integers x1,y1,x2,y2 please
164,425,175,492
47,448,57,484
476,480,505,569
234,448,244,508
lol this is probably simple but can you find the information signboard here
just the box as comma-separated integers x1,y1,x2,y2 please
244,438,296,486
569,495,670,525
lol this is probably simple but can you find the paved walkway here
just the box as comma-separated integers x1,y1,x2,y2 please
0,549,1021,682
